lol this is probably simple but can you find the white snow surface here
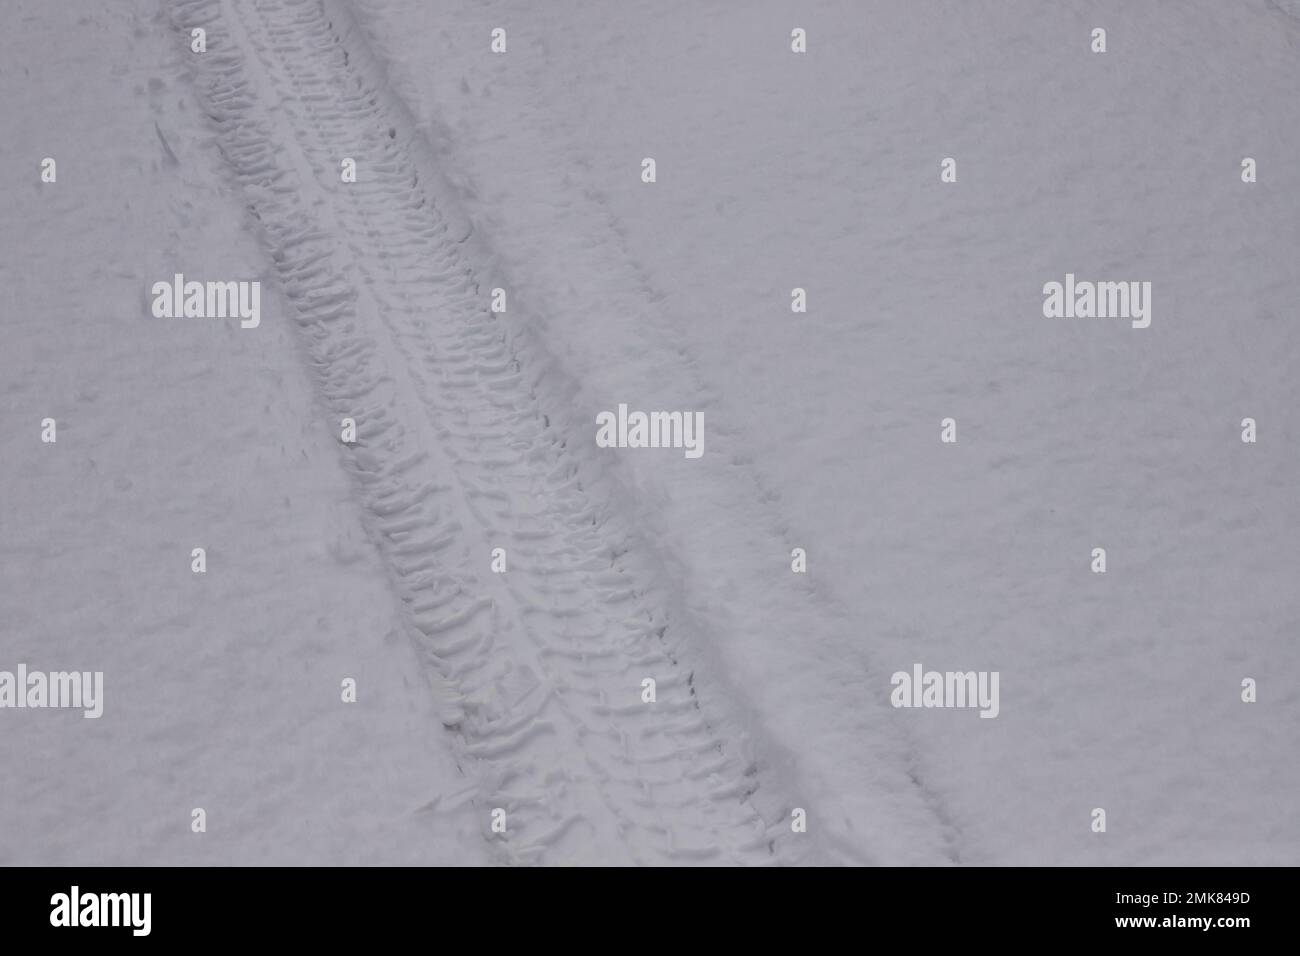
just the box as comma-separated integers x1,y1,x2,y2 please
2,0,1298,865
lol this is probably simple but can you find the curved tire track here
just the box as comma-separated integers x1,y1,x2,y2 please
173,0,802,865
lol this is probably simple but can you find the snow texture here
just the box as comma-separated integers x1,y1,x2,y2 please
2,0,1298,866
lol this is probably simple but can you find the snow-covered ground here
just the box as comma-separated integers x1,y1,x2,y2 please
3,0,1298,865
0,0,485,865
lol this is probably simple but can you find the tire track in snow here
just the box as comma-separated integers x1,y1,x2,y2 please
173,0,803,865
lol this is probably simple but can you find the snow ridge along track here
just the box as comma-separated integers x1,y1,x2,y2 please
172,0,802,865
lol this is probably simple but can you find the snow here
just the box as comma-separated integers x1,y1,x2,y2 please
0,0,484,866
3,0,1298,865
348,0,1300,864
